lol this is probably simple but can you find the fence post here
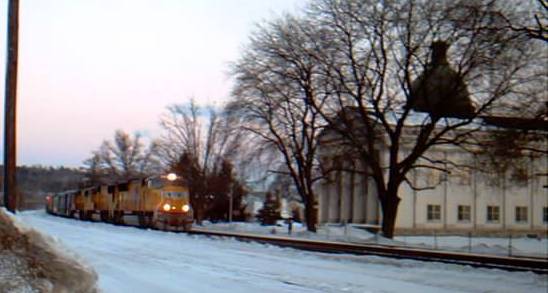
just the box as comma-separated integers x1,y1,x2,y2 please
288,218,293,236
434,230,438,250
468,232,472,253
508,234,513,256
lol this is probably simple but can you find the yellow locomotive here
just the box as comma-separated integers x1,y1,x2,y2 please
46,173,193,231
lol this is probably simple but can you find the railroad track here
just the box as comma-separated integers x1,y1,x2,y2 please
46,213,547,274
189,228,548,274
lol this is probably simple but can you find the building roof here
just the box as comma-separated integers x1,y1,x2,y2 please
481,116,548,132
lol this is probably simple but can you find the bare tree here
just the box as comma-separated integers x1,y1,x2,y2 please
82,152,105,185
229,15,332,232
231,0,544,237
158,100,237,171
158,100,241,223
83,130,161,183
500,0,547,42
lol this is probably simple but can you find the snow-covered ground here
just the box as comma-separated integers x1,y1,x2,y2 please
15,211,547,293
394,235,547,257
200,221,548,258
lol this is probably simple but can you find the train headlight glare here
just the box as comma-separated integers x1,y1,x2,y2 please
182,204,190,212
166,173,177,181
162,203,171,211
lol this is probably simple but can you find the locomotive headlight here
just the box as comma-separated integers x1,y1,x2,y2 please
182,204,190,212
166,173,177,181
163,203,171,212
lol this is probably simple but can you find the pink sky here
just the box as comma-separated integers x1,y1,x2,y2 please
0,0,302,167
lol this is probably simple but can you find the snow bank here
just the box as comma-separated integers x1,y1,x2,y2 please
0,209,98,292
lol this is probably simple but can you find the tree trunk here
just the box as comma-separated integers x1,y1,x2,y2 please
304,197,317,232
195,203,204,225
380,194,401,239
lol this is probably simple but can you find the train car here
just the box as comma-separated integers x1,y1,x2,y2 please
111,173,193,230
146,173,193,231
93,185,114,222
52,193,61,215
74,187,96,220
46,173,193,231
112,179,142,224
52,190,76,217
67,190,78,217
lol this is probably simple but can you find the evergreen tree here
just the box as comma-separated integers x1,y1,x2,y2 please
256,192,281,225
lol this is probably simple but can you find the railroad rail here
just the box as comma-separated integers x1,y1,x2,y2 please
189,228,548,274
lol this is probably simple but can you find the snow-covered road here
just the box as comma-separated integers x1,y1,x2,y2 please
16,211,547,293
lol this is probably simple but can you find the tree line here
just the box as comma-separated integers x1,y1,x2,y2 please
0,166,84,210
0,166,84,193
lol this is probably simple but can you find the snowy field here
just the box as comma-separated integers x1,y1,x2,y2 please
200,221,548,258
15,211,547,293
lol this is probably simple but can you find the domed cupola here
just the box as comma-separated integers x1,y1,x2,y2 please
408,41,475,119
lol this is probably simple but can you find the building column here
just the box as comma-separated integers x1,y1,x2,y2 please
328,167,337,222
443,152,448,230
352,167,365,223
473,166,478,230
412,169,417,229
336,169,342,222
349,169,355,223
529,156,534,229
367,176,378,224
318,183,326,223
502,174,506,230
341,169,352,223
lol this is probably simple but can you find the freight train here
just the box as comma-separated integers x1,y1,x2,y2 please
46,173,194,231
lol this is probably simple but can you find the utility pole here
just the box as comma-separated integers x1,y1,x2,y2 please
4,0,19,213
228,191,233,223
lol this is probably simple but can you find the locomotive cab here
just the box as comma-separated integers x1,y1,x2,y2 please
148,173,193,231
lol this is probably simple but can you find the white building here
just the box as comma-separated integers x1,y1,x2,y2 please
315,127,547,235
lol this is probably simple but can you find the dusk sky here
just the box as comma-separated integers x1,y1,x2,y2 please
0,0,302,167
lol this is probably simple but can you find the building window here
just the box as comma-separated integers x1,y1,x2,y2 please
544,207,548,223
458,205,471,222
487,206,499,223
515,206,528,223
427,205,441,221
